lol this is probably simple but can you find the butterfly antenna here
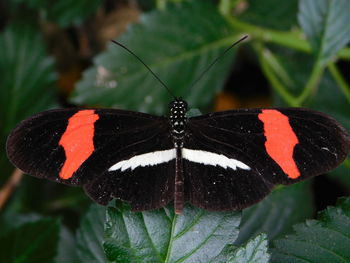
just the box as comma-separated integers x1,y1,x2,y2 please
111,40,177,99
189,35,248,89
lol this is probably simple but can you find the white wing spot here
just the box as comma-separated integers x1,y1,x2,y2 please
107,148,250,172
182,148,250,170
108,149,176,172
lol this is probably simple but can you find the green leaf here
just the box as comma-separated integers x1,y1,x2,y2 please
271,197,350,263
0,211,42,237
328,164,350,190
57,227,81,263
0,22,57,181
0,211,80,263
71,1,236,115
260,46,350,129
76,204,107,263
261,46,313,98
235,182,314,245
0,23,57,131
0,219,60,263
309,69,350,132
13,0,103,27
186,108,202,117
103,204,241,262
239,0,298,31
298,0,350,65
227,233,270,263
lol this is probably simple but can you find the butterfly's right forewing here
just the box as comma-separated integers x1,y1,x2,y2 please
184,108,350,210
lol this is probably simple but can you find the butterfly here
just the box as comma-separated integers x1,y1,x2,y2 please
5,36,350,214
6,100,350,214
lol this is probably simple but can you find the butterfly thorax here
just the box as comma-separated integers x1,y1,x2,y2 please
169,99,188,147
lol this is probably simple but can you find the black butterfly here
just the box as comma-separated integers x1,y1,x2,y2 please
6,37,350,214
6,100,350,213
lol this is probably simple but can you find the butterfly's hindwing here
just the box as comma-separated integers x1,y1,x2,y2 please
182,137,273,210
86,160,176,210
83,124,175,209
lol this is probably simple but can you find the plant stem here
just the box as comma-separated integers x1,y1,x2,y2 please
0,168,23,210
296,61,324,105
156,0,166,10
219,0,231,16
255,43,298,106
226,16,350,60
339,48,350,60
328,62,350,103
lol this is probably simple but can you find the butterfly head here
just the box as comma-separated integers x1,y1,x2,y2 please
170,98,188,111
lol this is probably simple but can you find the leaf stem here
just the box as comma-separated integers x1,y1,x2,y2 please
156,0,166,10
218,0,231,16
255,43,298,106
225,16,350,60
296,60,324,105
164,213,178,263
339,48,350,60
0,168,23,210
328,62,350,103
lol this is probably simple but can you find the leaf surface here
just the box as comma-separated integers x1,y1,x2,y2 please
57,226,81,263
228,233,270,263
12,0,103,27
71,1,236,115
298,0,350,65
239,0,298,30
0,23,57,181
0,219,60,263
236,182,314,245
271,197,350,263
104,204,240,263
76,204,107,263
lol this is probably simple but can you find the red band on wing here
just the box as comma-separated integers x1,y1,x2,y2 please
59,110,99,179
258,109,300,179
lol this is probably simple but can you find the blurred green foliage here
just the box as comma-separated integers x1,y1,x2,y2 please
0,0,349,262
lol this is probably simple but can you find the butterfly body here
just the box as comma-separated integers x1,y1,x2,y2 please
169,99,188,214
6,99,350,213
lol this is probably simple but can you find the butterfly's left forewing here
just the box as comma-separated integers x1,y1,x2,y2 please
6,108,175,209
185,108,350,210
